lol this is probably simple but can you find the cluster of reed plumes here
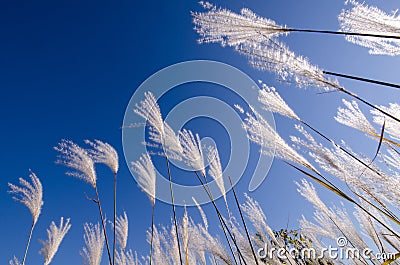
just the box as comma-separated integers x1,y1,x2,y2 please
7,1,400,264
190,0,400,264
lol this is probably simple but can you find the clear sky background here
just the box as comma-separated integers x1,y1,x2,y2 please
1,0,399,264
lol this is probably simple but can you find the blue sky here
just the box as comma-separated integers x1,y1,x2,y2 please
1,0,399,264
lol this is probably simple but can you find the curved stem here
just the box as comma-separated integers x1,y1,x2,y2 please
94,185,113,265
21,221,35,265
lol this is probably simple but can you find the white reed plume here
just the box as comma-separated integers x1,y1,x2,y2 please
196,225,233,265
131,153,156,205
192,2,287,47
134,92,164,137
241,194,279,246
297,179,374,263
39,217,71,265
385,149,400,171
8,171,43,225
9,257,20,265
81,223,105,265
85,139,119,174
182,206,190,264
55,139,97,188
339,0,400,56
371,102,400,141
354,207,383,251
296,179,330,215
257,80,299,120
238,105,319,174
111,212,129,252
146,226,167,265
335,99,377,135
115,249,137,265
236,39,338,91
192,197,208,230
84,139,119,265
148,122,183,160
291,125,400,208
179,129,206,176
207,146,226,202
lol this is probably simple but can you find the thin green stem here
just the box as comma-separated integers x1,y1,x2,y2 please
21,221,35,265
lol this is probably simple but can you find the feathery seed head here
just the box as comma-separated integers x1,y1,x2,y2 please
192,2,287,47
192,197,208,230
238,105,319,173
371,103,400,141
385,149,400,171
85,139,119,174
113,211,129,251
335,99,376,134
131,153,156,205
9,257,20,265
8,171,43,225
134,92,164,138
339,0,400,56
179,129,206,176
81,222,104,265
295,179,330,215
115,249,137,265
258,80,299,120
39,217,71,265
236,39,338,91
148,122,183,160
207,146,226,202
55,139,97,188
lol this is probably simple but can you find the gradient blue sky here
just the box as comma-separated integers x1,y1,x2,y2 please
1,0,399,264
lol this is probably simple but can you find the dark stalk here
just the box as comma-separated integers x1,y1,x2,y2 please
164,155,183,265
198,173,239,265
193,171,248,265
94,185,113,265
228,176,260,265
338,87,400,123
149,202,155,265
285,28,400,40
323,71,400,90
